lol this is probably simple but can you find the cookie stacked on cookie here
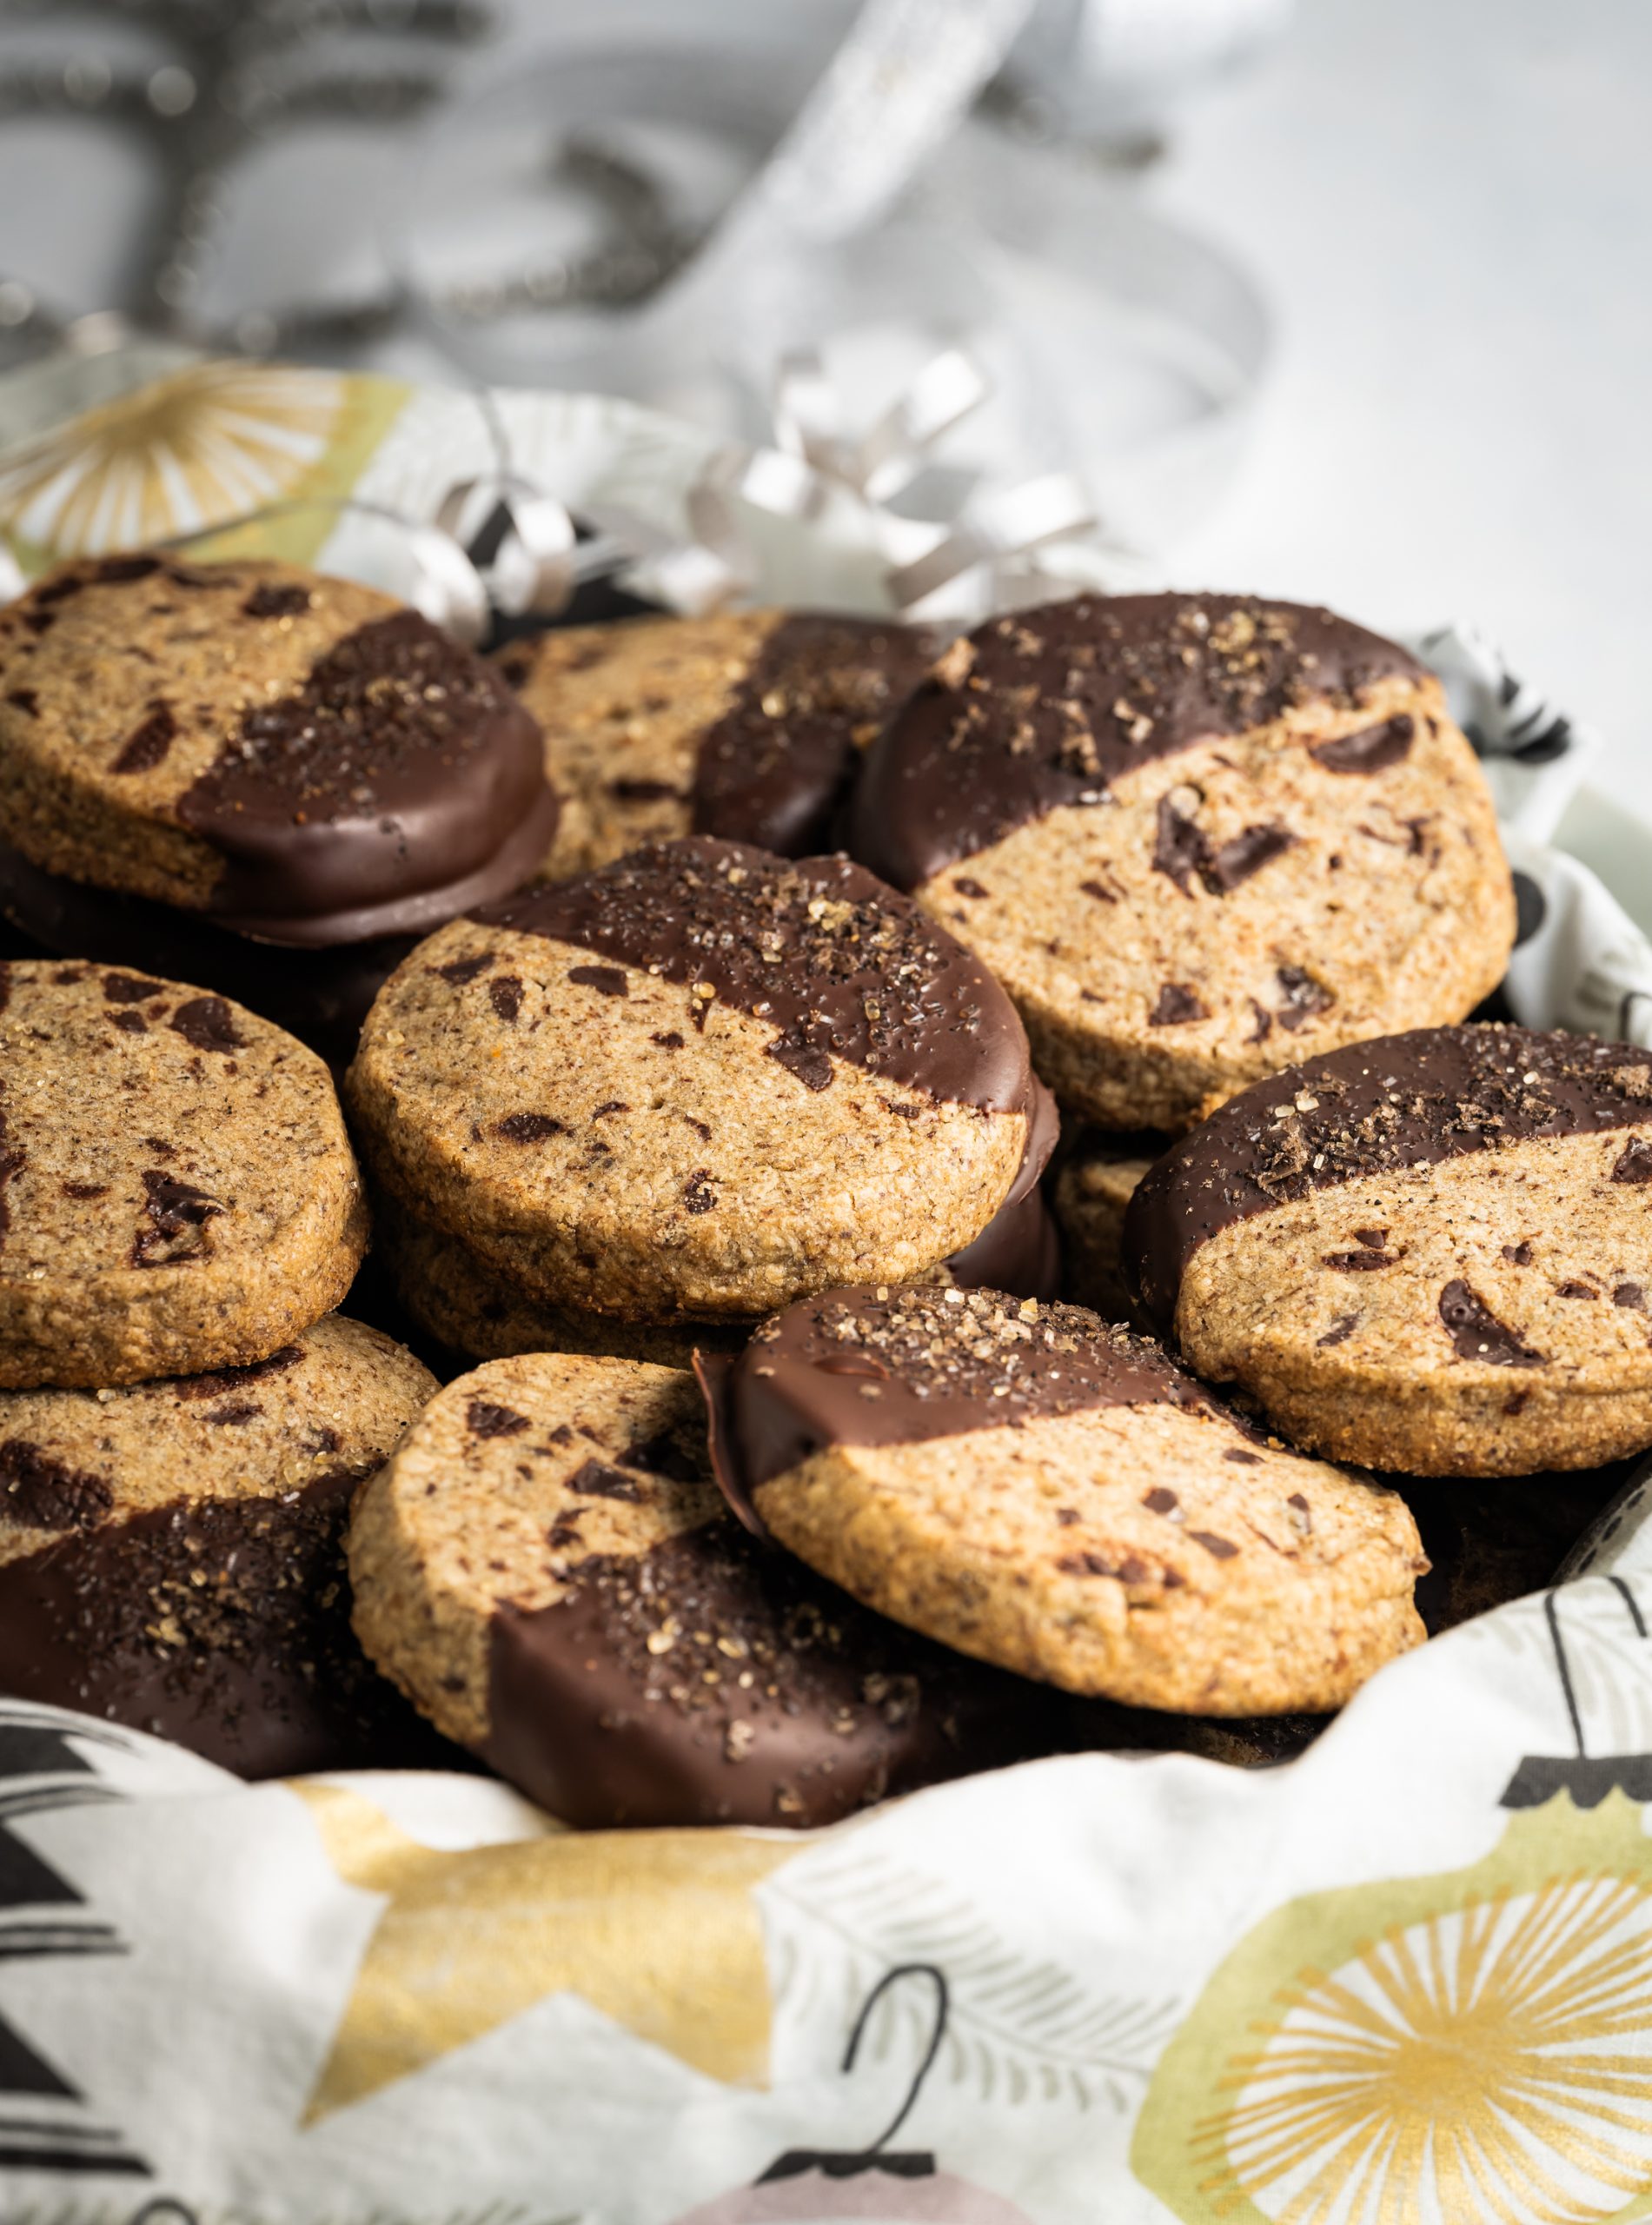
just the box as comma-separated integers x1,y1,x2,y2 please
5,550,1629,1823
0,956,441,1771
854,594,1515,1132
0,555,557,1059
497,608,936,875
348,834,1061,1363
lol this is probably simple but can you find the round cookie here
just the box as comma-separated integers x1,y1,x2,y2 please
377,1172,1058,1369
0,836,420,1071
348,836,1056,1322
1123,1025,1652,1474
1052,1130,1164,1318
499,609,936,879
852,593,1514,1132
0,1314,442,1776
0,958,368,1388
700,1285,1426,1715
348,1350,1065,1828
0,554,555,1048
374,1199,746,1370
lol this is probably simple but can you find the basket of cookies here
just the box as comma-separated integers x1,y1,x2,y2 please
1,361,1649,2225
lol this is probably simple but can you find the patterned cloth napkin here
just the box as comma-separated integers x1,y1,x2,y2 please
1,361,1650,2225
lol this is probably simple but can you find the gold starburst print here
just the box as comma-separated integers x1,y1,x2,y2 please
1133,1795,1652,2225
0,361,348,556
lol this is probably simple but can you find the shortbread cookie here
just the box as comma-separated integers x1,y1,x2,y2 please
0,555,555,1045
0,1315,441,1775
1052,1131,1163,1318
853,594,1514,1132
0,836,419,1069
1125,1025,1652,1473
0,960,367,1388
499,609,935,878
348,837,1055,1322
378,1169,1058,1370
349,1351,1063,1827
700,1285,1426,1714
375,1199,745,1369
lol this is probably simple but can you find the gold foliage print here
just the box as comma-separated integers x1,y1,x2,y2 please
1133,1794,1652,2225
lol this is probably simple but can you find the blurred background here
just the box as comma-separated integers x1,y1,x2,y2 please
0,0,1644,799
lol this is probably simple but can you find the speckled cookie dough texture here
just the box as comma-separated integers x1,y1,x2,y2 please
852,593,1516,1133
0,1314,440,1776
700,1285,1427,1716
347,837,1056,1323
373,1195,746,1371
0,552,555,946
497,608,937,879
0,959,368,1388
348,1350,1065,1828
1124,1025,1652,1475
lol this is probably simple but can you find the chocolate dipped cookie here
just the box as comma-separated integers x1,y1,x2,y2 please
1124,1025,1652,1474
0,554,555,1054
499,609,935,877
348,1350,1065,1827
0,1314,441,1774
373,1197,746,1371
348,837,1056,1323
853,594,1514,1132
0,959,367,1388
701,1285,1427,1714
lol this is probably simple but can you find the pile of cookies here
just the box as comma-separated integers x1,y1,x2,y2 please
3,553,1647,1827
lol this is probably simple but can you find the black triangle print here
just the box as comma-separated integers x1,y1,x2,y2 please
0,1821,85,1910
0,1727,99,1783
0,1707,151,2178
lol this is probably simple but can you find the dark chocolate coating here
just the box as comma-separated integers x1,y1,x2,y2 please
0,1468,458,1778
0,838,412,1066
481,1517,1057,1830
700,1285,1224,1533
691,614,937,856
942,1181,1060,1303
852,592,1424,890
1123,1025,1652,1338
176,611,556,943
472,835,1045,1120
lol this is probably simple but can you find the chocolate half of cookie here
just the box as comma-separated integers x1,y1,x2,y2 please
0,557,556,1046
501,609,938,880
348,836,1055,1322
348,1352,1066,1828
1123,1024,1652,1474
851,592,1513,1132
700,1285,1427,1715
0,1315,447,1775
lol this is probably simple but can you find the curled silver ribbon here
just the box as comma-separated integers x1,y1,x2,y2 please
0,342,1103,637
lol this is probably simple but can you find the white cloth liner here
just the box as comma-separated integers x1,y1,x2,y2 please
1,376,1651,2225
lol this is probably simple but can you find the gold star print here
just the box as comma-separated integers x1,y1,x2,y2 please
294,1783,796,2123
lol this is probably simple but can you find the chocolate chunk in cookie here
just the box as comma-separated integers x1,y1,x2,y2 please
348,1351,1065,1827
348,837,1055,1322
700,1285,1426,1714
501,609,936,878
0,959,366,1387
853,594,1514,1132
0,1315,444,1774
1124,1025,1652,1472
